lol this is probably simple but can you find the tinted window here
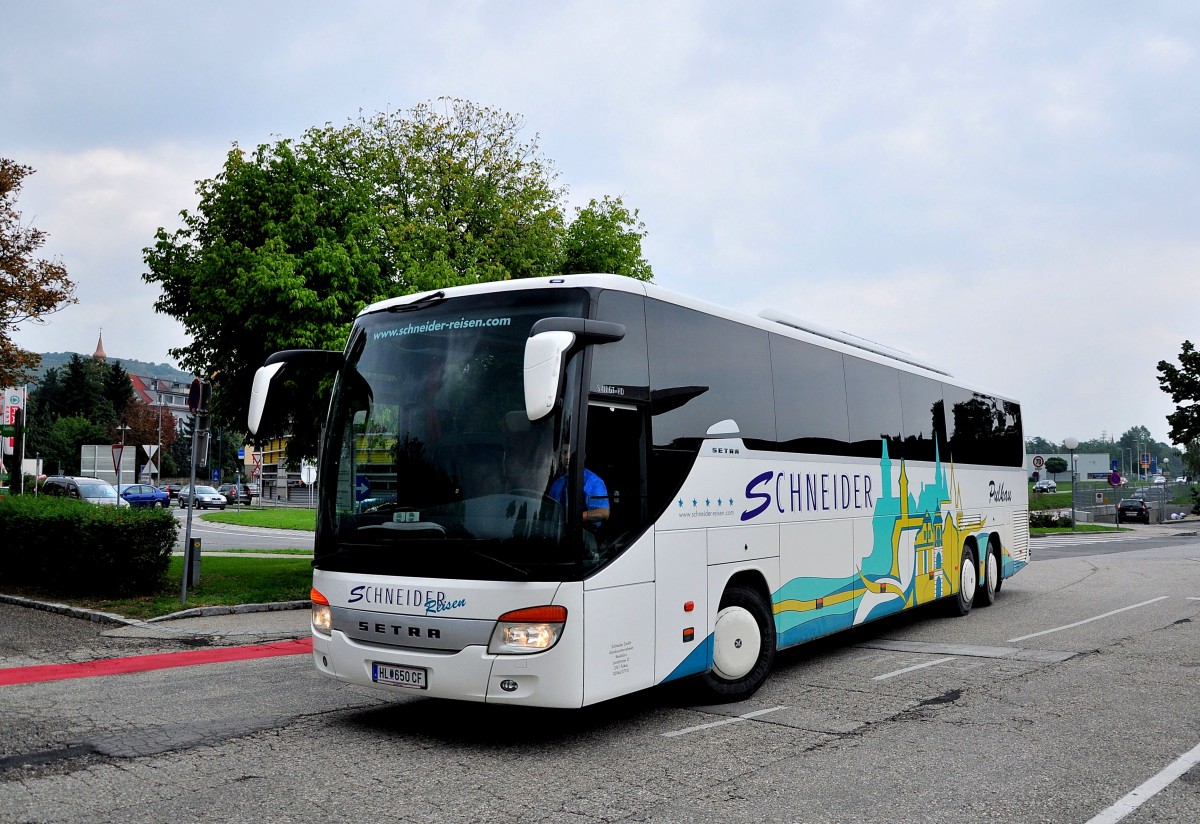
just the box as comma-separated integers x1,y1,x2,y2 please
646,300,776,447
590,289,649,400
899,371,945,462
942,385,1023,467
770,334,850,453
844,356,902,457
645,300,775,514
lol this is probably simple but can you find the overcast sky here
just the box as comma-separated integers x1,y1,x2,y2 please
4,2,1197,446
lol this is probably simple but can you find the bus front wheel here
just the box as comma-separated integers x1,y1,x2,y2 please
701,585,776,702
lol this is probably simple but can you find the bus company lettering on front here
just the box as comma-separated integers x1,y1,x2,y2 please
348,585,467,615
741,469,875,521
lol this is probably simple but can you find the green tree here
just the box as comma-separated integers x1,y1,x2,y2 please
1025,436,1058,454
560,196,652,280
1183,441,1200,479
40,415,108,476
0,159,77,386
1044,456,1068,480
143,135,390,456
103,360,136,422
1158,341,1200,447
143,98,652,458
344,99,568,291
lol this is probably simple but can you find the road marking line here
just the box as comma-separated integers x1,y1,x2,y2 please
1006,596,1170,643
873,656,955,681
1084,739,1200,824
662,706,786,737
0,638,313,686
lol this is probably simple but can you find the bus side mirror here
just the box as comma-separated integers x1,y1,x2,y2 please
524,331,576,421
247,349,344,435
247,362,286,435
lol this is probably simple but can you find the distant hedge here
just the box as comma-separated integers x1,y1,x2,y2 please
0,495,178,596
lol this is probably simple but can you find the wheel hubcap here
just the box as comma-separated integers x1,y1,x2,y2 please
961,556,977,601
712,606,761,681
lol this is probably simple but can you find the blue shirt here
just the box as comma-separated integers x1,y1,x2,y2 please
549,468,609,528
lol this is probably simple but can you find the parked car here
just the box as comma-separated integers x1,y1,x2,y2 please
119,483,170,508
176,484,227,510
1116,498,1150,525
40,476,130,507
1032,479,1058,494
218,482,254,505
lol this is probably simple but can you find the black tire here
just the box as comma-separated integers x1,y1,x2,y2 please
975,541,1000,607
947,544,977,617
699,585,776,702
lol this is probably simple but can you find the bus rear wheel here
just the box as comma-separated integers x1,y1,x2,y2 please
700,585,776,702
948,544,977,617
975,541,1000,607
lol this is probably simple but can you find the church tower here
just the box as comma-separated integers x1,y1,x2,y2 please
93,330,107,363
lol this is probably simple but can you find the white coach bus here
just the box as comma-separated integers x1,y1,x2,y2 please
248,274,1029,707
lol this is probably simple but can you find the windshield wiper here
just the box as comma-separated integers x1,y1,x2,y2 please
387,291,446,313
472,550,529,578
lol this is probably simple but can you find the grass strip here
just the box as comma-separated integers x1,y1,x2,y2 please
201,508,316,531
3,555,312,621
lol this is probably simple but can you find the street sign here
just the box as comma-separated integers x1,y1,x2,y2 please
355,475,370,501
1109,471,1121,487
0,424,14,437
111,444,124,476
238,447,245,459
1032,455,1044,469
300,463,317,485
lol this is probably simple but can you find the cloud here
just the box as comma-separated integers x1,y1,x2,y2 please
4,1,1198,445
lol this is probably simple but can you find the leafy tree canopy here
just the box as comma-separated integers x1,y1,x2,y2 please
143,98,654,458
560,196,652,281
1044,456,1068,478
0,159,76,385
1158,340,1200,447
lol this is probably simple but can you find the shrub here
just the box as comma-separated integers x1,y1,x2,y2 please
0,495,178,596
1029,510,1073,528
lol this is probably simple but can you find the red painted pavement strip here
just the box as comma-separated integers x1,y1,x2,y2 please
0,638,314,686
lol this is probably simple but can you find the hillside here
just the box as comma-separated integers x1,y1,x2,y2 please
32,352,192,383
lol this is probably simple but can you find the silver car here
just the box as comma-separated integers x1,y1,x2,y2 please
40,476,130,507
177,484,228,510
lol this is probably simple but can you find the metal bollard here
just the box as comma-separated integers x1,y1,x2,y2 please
187,537,201,587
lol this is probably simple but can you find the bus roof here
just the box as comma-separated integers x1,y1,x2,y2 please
360,273,1016,401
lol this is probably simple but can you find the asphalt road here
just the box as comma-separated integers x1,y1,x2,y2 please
171,505,314,553
2,529,1198,823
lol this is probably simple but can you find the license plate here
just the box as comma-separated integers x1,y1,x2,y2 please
372,662,427,690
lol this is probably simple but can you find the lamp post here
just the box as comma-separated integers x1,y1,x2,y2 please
1064,437,1078,531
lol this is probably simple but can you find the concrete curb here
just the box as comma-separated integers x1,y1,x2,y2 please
146,601,311,623
0,592,309,628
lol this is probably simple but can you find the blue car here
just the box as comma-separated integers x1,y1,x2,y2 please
119,483,171,508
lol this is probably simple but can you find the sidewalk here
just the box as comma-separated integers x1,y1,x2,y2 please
104,601,311,643
0,593,311,644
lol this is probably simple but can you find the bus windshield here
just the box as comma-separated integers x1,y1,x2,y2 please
316,288,592,581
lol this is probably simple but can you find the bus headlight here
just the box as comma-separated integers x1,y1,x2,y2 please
311,588,332,636
488,605,567,655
